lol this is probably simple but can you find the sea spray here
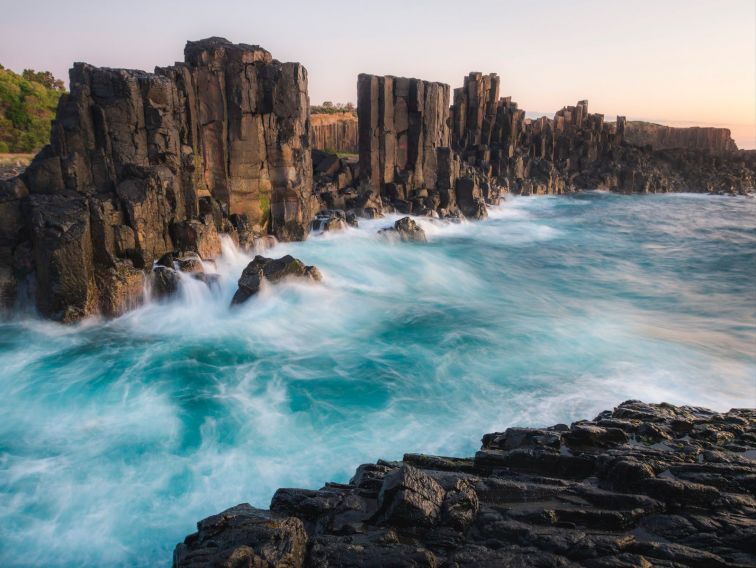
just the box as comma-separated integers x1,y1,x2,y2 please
0,193,754,567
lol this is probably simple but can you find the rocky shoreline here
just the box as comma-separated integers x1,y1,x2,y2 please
1,37,755,323
174,400,755,568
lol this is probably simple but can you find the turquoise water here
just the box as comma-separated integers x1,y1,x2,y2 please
1,193,755,566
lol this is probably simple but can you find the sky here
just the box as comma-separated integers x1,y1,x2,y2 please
1,0,754,148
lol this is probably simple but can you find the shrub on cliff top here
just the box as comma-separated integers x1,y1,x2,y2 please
0,65,65,153
311,101,356,115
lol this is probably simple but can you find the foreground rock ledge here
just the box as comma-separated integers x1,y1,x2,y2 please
174,401,756,567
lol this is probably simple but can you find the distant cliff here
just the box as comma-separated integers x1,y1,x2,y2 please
311,112,358,154
624,121,738,154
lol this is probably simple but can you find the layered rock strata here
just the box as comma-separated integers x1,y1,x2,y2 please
0,37,316,321
175,400,756,568
624,122,738,154
311,112,358,154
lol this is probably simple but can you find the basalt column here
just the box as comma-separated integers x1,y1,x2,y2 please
1,37,317,322
163,38,316,241
358,74,455,213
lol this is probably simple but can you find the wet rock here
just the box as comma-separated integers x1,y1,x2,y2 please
311,210,349,232
375,465,446,527
3,37,319,322
231,255,322,305
173,503,307,568
177,400,756,567
150,266,180,299
378,216,427,242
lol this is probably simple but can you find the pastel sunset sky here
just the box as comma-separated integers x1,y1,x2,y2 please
2,0,754,147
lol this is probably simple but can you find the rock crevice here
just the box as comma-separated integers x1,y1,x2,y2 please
175,400,756,568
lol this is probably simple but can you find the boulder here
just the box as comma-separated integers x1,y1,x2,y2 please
231,255,322,305
378,217,427,242
375,465,446,527
173,504,307,568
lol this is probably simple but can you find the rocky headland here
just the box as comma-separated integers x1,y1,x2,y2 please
0,37,754,324
174,400,756,567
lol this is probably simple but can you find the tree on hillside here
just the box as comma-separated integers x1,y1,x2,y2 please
0,66,66,153
22,69,65,91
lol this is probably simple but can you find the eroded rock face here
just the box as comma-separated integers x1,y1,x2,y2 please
311,112,358,154
231,254,322,305
176,400,756,568
1,37,317,321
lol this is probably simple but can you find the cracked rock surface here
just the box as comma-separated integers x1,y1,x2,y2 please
174,400,756,567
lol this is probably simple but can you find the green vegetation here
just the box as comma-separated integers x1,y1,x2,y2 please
0,64,66,153
311,101,356,115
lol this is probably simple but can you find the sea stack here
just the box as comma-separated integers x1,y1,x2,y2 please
0,38,317,321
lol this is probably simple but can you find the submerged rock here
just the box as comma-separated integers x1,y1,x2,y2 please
231,255,322,305
175,400,756,568
378,216,427,242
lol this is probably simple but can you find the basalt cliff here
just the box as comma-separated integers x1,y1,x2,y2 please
174,400,756,568
1,38,754,322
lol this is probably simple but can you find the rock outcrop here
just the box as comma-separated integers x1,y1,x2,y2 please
378,216,427,242
449,72,754,196
0,37,317,321
3,47,754,322
311,112,358,154
231,254,322,305
175,400,756,568
624,121,738,155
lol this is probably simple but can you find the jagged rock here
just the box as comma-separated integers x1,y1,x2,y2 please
171,219,221,260
177,401,756,567
173,504,307,568
96,260,145,316
231,254,322,305
2,37,318,322
378,217,427,242
375,465,446,527
29,194,97,322
455,176,488,220
150,266,180,299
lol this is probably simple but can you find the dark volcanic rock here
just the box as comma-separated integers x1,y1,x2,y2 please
0,37,317,321
378,216,427,242
231,254,322,305
174,504,307,568
175,401,756,568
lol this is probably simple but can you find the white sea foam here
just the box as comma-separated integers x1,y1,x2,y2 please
0,193,754,566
